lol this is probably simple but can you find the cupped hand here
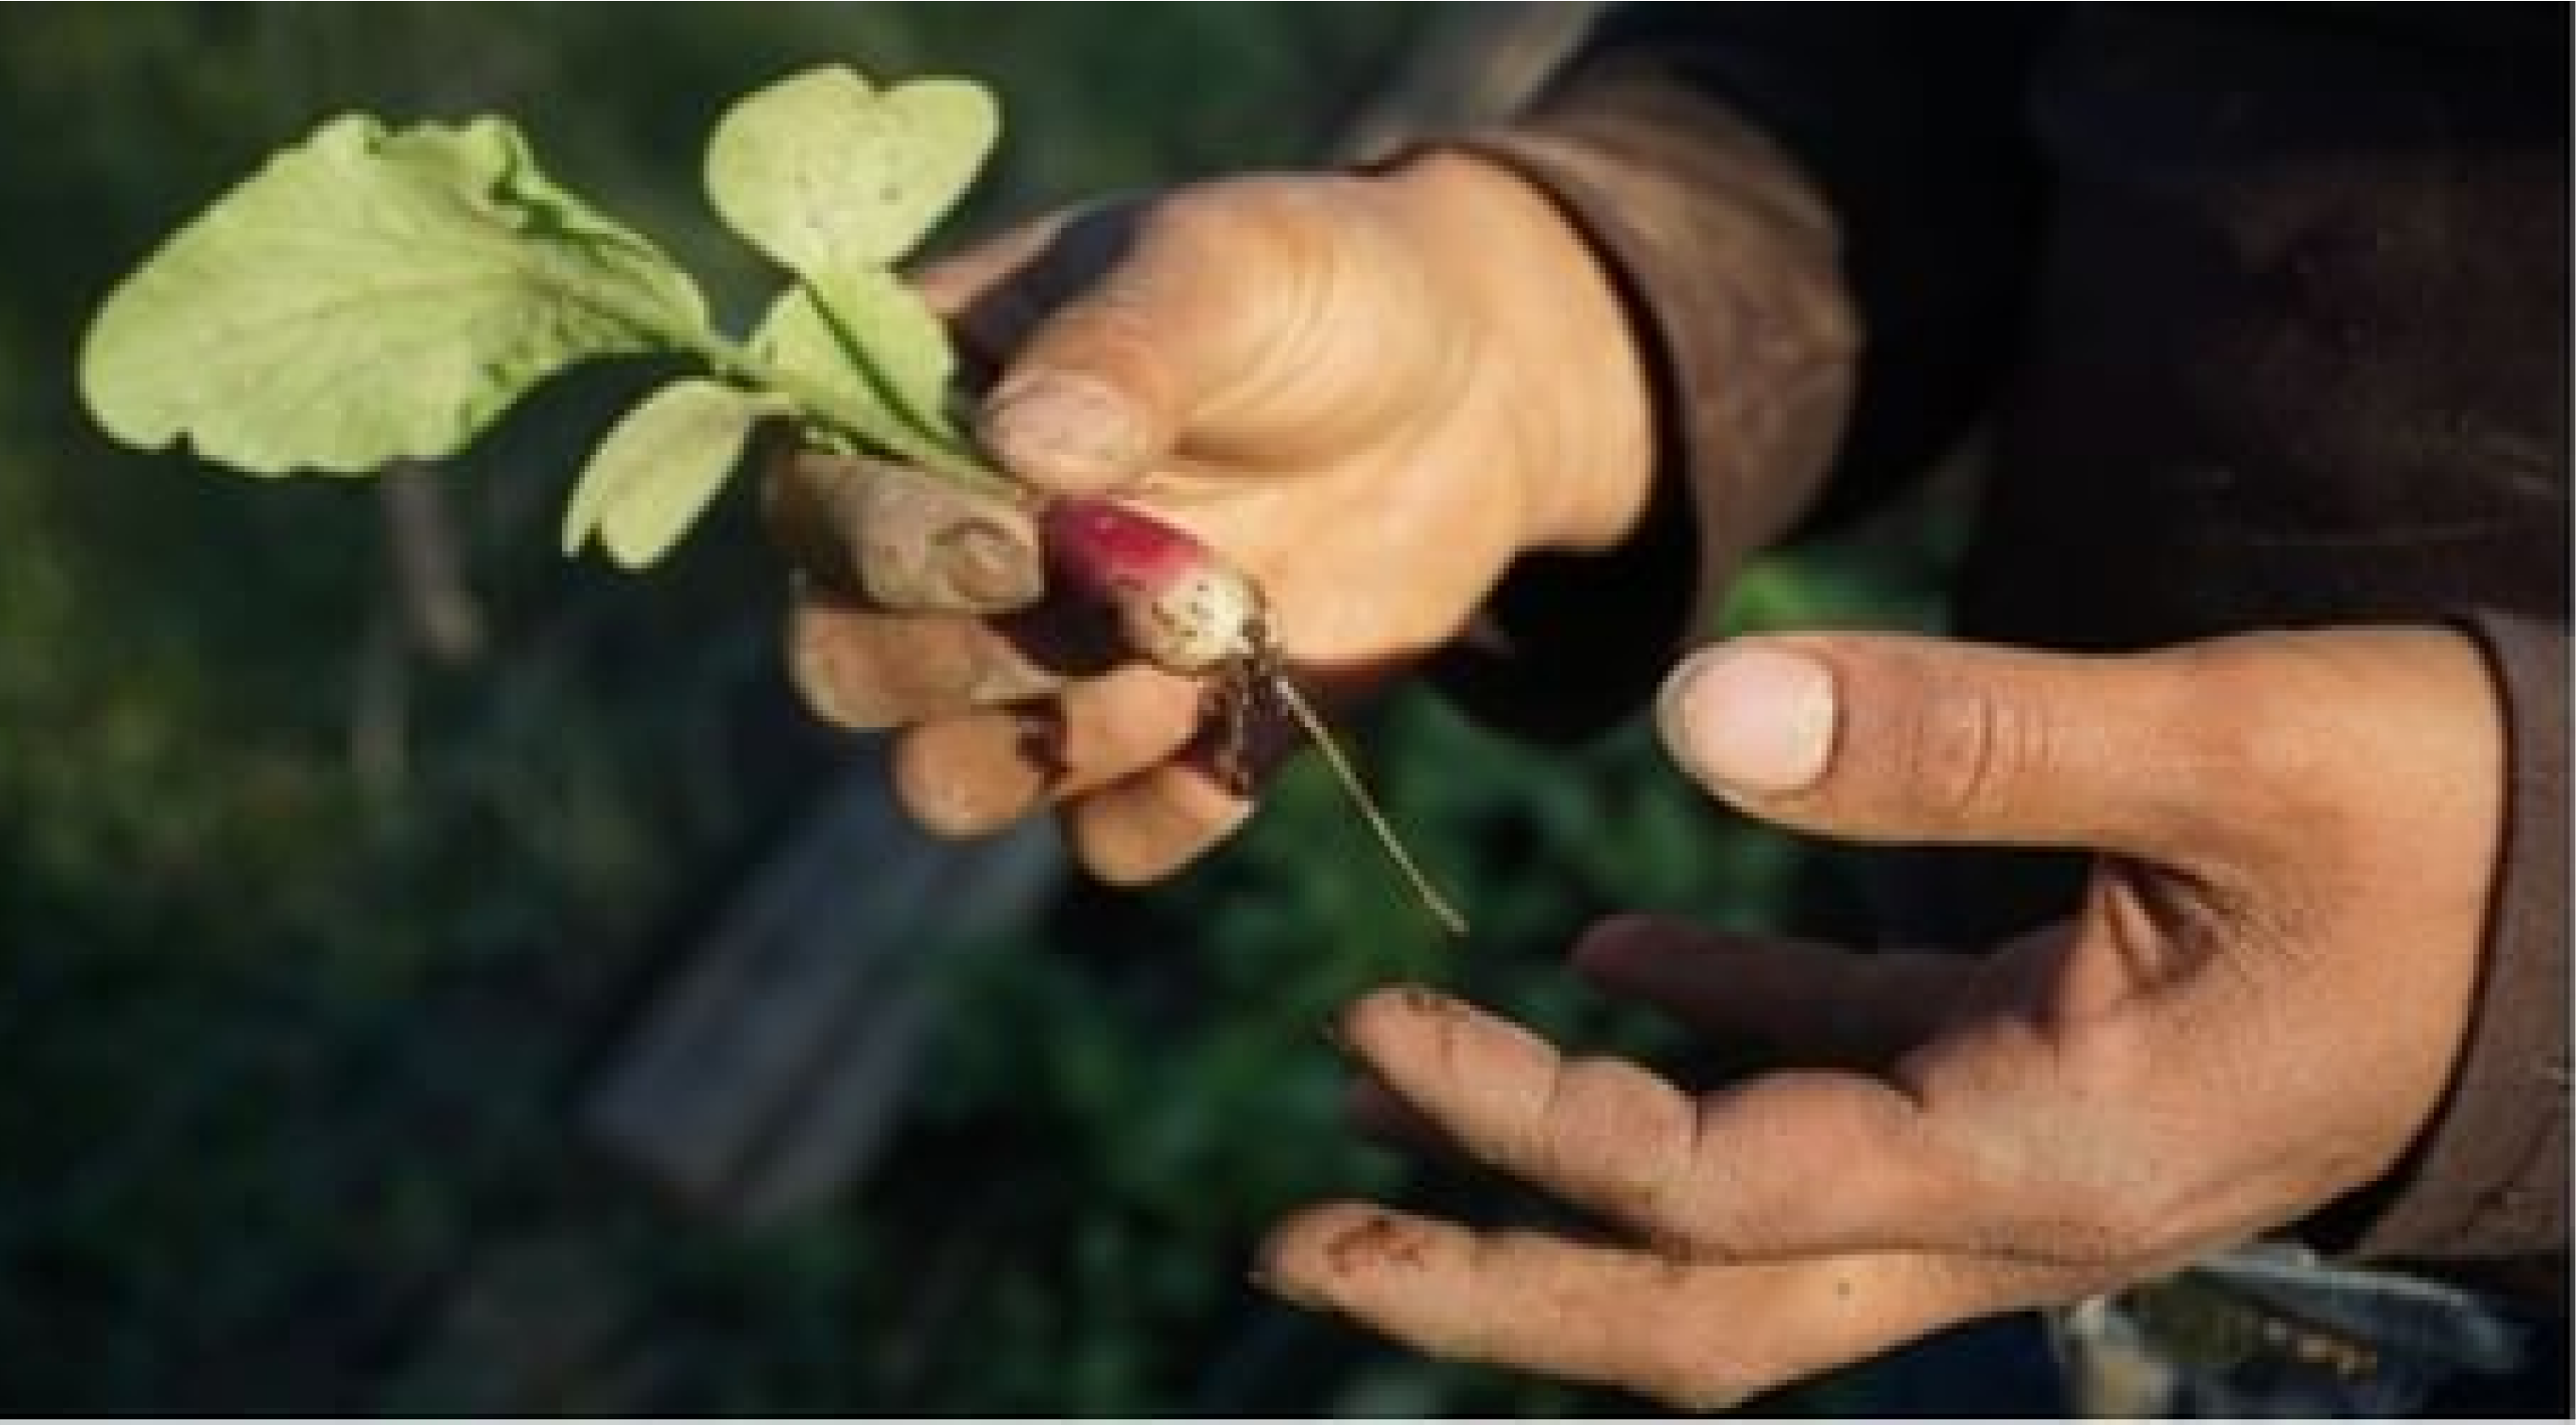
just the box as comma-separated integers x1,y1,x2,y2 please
1256,626,2504,1410
769,153,1653,883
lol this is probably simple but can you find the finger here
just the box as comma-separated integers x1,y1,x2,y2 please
1061,759,1252,885
1331,987,1973,1261
1256,1203,2072,1412
1345,1073,1470,1167
974,194,1280,494
890,666,1207,836
1655,634,2230,862
785,591,1065,732
1572,914,1973,1068
764,445,1041,617
890,711,1051,839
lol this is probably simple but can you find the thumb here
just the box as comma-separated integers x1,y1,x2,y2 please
1655,633,2221,859
974,196,1276,496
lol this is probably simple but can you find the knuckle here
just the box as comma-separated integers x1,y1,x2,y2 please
1537,1058,1697,1228
1124,181,1322,326
1898,677,2035,827
2135,639,2343,859
1141,177,1315,262
2178,644,2332,800
1137,185,1258,257
1102,189,1275,336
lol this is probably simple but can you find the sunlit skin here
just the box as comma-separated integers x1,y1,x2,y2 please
772,154,1652,883
768,152,2511,1406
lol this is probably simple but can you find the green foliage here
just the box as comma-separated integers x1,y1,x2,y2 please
80,60,999,573
694,64,991,475
5,4,1959,1417
560,378,783,567
746,266,963,466
703,68,997,276
77,114,710,476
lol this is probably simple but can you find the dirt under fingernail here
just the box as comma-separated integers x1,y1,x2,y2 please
1323,1212,1429,1274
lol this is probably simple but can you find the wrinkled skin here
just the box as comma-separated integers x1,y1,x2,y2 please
1258,627,2501,1410
766,153,2509,1409
766,154,1652,884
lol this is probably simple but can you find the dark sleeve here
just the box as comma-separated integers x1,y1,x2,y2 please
2310,611,2568,1290
1426,5,2059,742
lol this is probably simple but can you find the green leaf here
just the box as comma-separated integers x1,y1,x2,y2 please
80,114,711,477
704,66,998,275
561,379,777,569
751,266,967,465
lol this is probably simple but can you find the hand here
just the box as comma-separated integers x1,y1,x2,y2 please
768,153,1654,883
1255,626,2504,1409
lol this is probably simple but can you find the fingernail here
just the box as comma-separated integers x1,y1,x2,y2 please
936,517,1042,608
983,372,1141,481
1659,643,1837,795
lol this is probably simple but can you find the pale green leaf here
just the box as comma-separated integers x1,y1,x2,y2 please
80,114,711,477
476,119,688,262
704,66,998,274
751,266,966,463
561,379,776,568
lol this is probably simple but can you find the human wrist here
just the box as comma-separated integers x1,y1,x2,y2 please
1371,148,1657,558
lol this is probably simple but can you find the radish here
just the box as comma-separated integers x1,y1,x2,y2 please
1039,496,1468,938
73,61,1464,934
1040,497,1262,675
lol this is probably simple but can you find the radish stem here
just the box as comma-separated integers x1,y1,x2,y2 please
1268,672,1467,938
1034,493,1466,933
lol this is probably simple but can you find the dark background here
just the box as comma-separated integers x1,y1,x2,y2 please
0,5,1955,1414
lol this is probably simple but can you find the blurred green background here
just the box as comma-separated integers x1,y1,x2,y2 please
0,4,1956,1415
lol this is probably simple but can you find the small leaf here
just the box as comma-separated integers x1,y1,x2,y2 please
704,66,998,275
751,267,965,462
80,114,712,477
562,379,776,569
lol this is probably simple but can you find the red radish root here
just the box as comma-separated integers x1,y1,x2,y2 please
1040,496,1262,675
1036,494,1466,937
